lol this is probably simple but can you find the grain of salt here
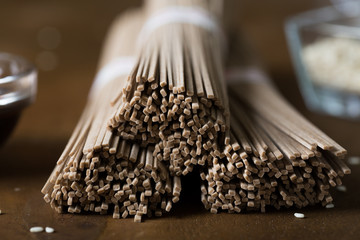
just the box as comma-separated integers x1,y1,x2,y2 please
325,203,335,209
336,185,347,192
348,156,360,165
45,227,55,233
30,227,44,233
294,213,305,218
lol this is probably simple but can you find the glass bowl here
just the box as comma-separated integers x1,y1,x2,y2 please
285,1,360,119
0,52,37,146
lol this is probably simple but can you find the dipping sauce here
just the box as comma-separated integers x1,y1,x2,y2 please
0,53,37,146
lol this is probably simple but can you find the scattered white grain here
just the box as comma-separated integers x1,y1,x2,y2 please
294,213,305,218
30,227,44,233
348,156,360,165
325,203,335,209
45,227,55,233
14,187,21,192
336,185,347,192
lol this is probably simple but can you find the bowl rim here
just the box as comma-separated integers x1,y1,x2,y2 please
0,52,37,110
0,52,36,85
284,1,360,117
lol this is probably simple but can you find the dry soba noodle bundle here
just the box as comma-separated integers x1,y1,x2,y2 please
42,10,181,223
200,34,350,213
107,0,229,177
42,0,229,221
41,1,351,222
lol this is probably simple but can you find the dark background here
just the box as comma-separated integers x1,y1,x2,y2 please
0,1,359,240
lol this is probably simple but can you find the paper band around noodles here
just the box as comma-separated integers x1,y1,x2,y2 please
226,66,272,85
137,6,226,48
89,56,136,98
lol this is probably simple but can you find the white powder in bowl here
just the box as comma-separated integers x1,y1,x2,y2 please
303,37,360,94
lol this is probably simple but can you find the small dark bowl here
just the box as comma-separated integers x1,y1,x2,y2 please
0,53,37,146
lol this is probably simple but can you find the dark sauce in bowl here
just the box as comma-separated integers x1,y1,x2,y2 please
0,53,37,147
0,110,21,146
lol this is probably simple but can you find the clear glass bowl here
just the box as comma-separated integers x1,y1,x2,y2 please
0,53,37,146
285,1,360,119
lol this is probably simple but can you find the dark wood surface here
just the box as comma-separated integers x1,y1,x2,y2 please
0,1,359,239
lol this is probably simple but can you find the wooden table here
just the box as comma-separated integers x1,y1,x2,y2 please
0,1,359,239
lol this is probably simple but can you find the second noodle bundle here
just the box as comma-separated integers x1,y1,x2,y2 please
200,35,350,213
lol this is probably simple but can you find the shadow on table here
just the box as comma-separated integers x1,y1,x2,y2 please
0,137,66,177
